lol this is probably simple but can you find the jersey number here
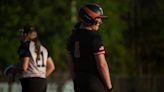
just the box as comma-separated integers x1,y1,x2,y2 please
36,51,45,67
74,41,80,58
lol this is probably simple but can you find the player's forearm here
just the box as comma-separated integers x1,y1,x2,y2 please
68,62,75,78
21,57,30,72
69,67,75,79
95,54,112,89
67,53,75,79
46,57,55,77
100,62,112,89
46,67,55,77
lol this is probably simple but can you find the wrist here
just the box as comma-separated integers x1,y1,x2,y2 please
107,88,112,92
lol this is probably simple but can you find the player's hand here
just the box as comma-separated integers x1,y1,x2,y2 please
107,88,112,92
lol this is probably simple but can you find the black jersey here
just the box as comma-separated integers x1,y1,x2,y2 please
67,29,106,92
67,29,105,75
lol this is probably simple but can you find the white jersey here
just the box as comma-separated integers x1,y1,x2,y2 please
20,41,48,78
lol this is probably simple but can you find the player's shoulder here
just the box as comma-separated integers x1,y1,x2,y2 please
18,41,30,51
18,43,30,57
40,41,48,50
22,41,30,48
90,31,101,40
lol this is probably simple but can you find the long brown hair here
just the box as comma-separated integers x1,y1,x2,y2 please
23,26,41,61
34,38,41,61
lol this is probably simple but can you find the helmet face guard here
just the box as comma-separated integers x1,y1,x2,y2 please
78,3,107,25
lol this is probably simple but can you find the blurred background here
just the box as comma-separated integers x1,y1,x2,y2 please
0,0,164,92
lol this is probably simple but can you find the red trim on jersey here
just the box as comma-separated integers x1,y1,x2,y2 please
94,50,105,55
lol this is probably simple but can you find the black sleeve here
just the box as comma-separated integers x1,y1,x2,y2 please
18,42,31,58
91,34,105,53
46,48,50,57
41,42,51,58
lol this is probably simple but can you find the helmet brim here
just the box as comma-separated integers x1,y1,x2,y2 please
98,15,107,19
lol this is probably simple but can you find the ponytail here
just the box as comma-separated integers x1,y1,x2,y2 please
72,22,81,33
33,38,41,61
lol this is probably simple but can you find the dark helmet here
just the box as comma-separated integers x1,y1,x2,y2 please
78,3,107,25
19,25,38,42
19,25,38,34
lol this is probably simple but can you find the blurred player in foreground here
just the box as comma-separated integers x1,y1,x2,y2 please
66,3,112,92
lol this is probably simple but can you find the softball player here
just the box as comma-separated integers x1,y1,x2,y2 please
17,26,55,92
66,3,112,92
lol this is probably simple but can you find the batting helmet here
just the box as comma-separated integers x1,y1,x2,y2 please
4,64,15,76
19,25,38,42
19,25,38,34
78,3,107,25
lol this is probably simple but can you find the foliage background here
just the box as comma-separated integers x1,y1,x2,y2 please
0,0,164,91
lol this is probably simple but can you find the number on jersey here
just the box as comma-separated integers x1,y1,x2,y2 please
74,41,80,58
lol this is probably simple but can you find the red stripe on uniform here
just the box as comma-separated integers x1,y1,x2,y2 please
94,50,105,55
